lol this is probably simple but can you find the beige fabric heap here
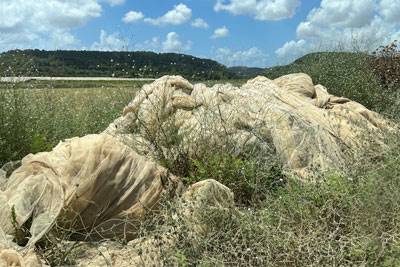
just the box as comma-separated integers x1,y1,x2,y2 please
0,179,232,267
73,179,235,267
0,134,181,266
107,74,393,179
0,248,40,267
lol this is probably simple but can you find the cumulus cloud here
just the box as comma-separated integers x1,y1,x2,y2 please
275,40,311,63
215,47,268,67
133,32,192,53
211,26,229,39
299,0,376,29
162,32,192,53
214,0,300,21
0,0,102,51
134,37,161,52
379,0,400,23
91,30,127,51
0,0,102,31
106,0,125,6
49,30,80,49
144,4,192,26
191,18,209,29
122,11,144,24
276,0,400,64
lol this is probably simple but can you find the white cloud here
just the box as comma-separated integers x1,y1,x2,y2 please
211,26,229,39
133,32,192,53
91,30,127,51
144,4,192,26
275,40,310,63
0,0,102,51
134,37,161,52
276,0,400,64
122,11,144,24
300,0,376,29
191,18,209,29
162,32,192,53
215,47,268,67
106,0,125,6
49,30,79,49
214,0,300,21
379,0,400,23
0,0,102,31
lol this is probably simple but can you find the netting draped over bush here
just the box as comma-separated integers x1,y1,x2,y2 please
106,74,393,181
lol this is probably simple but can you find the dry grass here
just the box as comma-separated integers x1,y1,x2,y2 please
0,80,142,165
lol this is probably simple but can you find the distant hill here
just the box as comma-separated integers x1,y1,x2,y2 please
0,50,382,95
228,66,265,78
0,50,238,80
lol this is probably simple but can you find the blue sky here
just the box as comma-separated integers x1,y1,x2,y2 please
1,0,399,67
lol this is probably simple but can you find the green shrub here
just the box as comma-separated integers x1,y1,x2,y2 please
30,133,53,154
185,152,284,205
164,138,400,266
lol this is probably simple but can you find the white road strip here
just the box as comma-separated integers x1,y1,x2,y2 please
0,77,155,82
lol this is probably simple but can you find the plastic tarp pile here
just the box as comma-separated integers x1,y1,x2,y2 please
73,179,235,267
0,134,183,266
0,74,394,266
106,74,392,178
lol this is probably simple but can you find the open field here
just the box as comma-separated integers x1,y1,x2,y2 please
0,80,144,165
0,79,246,165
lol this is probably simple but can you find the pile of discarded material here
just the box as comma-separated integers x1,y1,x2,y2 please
0,74,394,266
